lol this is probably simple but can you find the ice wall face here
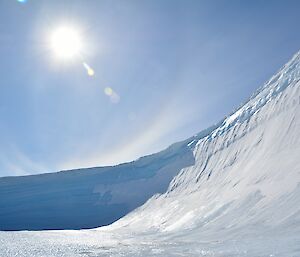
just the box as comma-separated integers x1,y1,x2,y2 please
0,140,195,231
110,52,300,237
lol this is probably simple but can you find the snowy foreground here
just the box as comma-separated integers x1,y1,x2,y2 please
1,51,300,256
0,226,299,256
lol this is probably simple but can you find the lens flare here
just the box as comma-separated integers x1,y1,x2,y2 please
83,62,95,76
104,87,120,103
87,68,94,76
104,87,113,96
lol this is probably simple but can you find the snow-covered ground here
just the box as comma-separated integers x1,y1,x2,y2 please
0,51,300,256
0,226,298,256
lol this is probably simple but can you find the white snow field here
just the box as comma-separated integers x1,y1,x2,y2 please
1,51,300,256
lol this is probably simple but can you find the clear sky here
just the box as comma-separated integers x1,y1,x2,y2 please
0,0,300,177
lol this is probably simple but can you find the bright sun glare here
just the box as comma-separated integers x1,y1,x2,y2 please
50,26,82,60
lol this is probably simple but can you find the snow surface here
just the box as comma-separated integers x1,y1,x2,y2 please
1,51,300,256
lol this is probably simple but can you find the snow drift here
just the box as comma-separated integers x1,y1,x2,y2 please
95,50,300,256
111,50,300,235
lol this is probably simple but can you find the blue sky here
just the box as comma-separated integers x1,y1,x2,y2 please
0,0,300,176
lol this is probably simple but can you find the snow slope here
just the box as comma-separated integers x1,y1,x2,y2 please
0,51,300,256
112,50,300,234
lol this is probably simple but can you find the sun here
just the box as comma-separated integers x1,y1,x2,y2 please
50,26,82,60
